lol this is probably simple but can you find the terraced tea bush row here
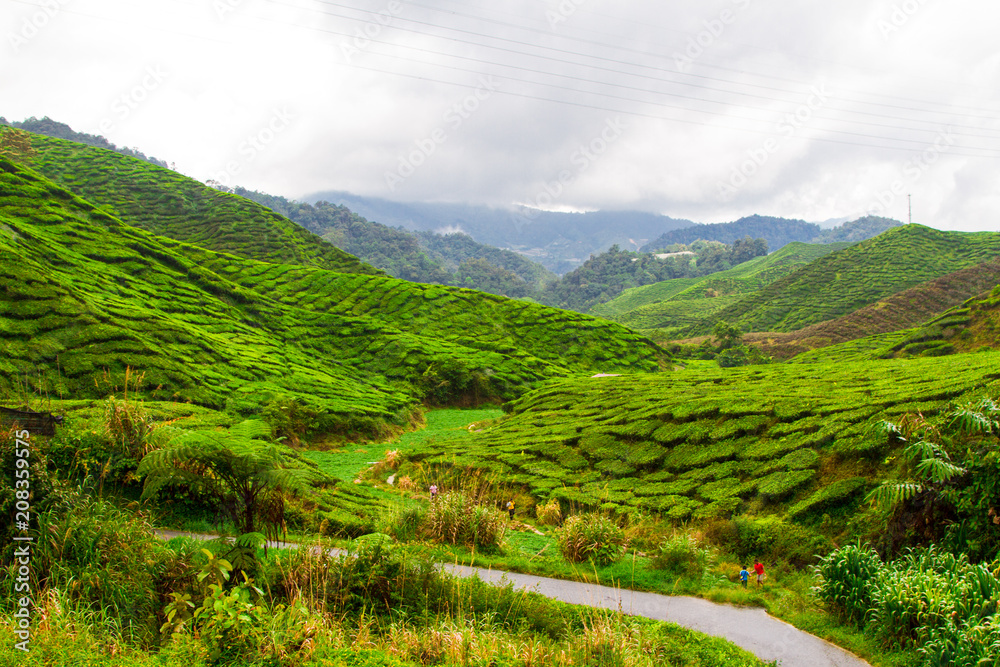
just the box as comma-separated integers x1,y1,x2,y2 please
680,225,1000,337
24,133,378,275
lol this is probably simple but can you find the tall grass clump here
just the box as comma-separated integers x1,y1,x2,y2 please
420,491,508,552
12,492,185,646
815,543,1000,665
536,497,563,526
557,513,628,566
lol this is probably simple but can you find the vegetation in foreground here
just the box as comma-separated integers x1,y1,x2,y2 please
0,485,767,667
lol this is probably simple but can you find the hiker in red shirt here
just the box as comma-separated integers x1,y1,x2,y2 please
754,560,765,587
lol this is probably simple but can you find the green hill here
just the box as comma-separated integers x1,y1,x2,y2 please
593,242,849,333
401,351,1000,531
674,225,1000,338
0,157,668,436
748,257,1000,360
789,274,1000,365
14,131,379,275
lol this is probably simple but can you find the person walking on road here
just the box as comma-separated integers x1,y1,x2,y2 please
754,560,765,588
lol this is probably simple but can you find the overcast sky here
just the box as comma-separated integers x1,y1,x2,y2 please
4,0,999,229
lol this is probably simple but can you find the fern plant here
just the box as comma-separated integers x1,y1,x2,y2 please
137,419,323,543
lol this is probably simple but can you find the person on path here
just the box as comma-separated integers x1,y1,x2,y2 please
506,500,515,519
739,565,749,588
754,560,765,587
429,484,438,500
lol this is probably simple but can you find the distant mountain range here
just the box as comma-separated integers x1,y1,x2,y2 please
308,190,902,275
308,190,694,274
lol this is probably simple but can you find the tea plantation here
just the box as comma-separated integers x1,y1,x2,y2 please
676,224,1000,337
592,241,850,332
402,352,1000,529
0,156,667,435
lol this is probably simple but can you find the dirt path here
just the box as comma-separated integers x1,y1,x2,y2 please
157,531,870,667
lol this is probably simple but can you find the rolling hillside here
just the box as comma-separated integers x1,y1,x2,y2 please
17,132,379,275
746,257,1000,360
591,242,850,333
0,157,669,436
671,225,1000,338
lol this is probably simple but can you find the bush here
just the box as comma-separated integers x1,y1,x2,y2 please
705,515,832,567
556,513,627,566
419,492,507,553
814,543,1000,663
651,533,714,577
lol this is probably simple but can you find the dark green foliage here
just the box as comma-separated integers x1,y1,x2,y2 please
811,216,902,244
815,544,1000,664
641,214,821,253
138,420,323,540
540,240,769,313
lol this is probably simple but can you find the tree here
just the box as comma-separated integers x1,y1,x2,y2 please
712,321,744,350
137,420,322,542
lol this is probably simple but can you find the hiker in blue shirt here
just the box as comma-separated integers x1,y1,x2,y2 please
739,565,749,588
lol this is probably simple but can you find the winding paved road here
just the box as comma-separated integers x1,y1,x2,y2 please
157,531,870,667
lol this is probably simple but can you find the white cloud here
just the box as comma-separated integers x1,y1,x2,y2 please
3,0,998,229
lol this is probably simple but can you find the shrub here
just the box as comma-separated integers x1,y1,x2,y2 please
19,493,179,644
556,513,627,566
651,533,714,577
419,491,507,552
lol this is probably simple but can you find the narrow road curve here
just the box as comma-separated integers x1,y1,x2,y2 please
157,531,870,667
